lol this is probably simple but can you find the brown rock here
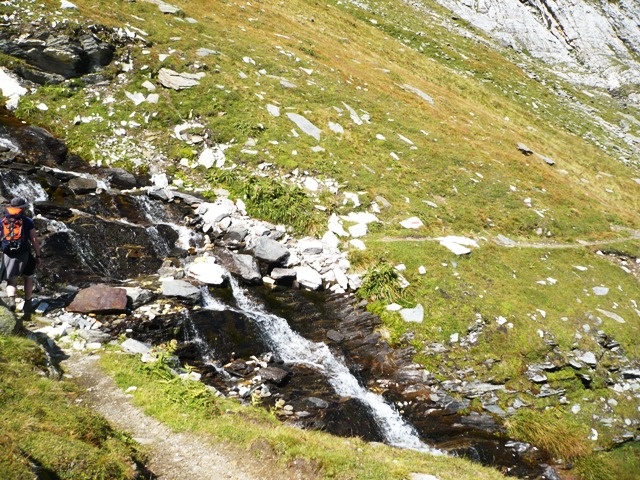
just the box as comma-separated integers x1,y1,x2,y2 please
67,284,128,313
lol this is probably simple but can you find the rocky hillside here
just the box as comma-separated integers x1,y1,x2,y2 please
1,0,640,479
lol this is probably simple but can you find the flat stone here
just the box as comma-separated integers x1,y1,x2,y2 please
121,338,152,355
294,266,323,290
67,284,127,313
400,216,424,229
577,351,598,366
259,366,290,385
286,113,321,141
187,257,228,285
158,68,205,90
161,279,201,303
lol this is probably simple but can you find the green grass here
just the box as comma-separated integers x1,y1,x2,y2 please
0,336,143,480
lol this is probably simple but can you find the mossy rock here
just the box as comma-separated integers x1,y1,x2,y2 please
0,306,17,335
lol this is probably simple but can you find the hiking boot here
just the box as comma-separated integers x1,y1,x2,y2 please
7,297,15,312
23,299,33,313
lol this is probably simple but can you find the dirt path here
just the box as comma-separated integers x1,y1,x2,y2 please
61,352,284,480
380,226,640,249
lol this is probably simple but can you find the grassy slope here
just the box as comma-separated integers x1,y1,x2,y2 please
2,0,640,478
0,336,143,479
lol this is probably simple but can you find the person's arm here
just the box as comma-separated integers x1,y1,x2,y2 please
29,227,42,260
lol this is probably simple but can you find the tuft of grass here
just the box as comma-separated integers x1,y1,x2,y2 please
506,409,591,461
357,261,403,302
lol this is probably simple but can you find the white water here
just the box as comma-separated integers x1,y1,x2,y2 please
134,195,199,249
0,171,48,202
203,278,440,453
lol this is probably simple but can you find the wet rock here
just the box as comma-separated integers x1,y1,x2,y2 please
259,366,290,385
459,412,501,432
67,284,128,313
253,237,290,266
230,253,261,285
161,279,201,303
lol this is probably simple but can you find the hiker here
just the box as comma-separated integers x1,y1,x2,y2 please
2,197,42,312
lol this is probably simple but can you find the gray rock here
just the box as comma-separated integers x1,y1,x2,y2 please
0,305,17,335
161,279,201,303
483,404,506,417
121,338,152,355
305,397,329,409
124,287,156,309
537,153,556,166
223,227,249,244
68,176,98,194
517,143,534,155
76,329,111,344
326,330,345,342
231,253,262,285
106,168,137,190
253,237,290,265
461,382,507,396
577,351,598,366
286,113,321,141
270,268,297,280
621,369,640,379
158,68,205,90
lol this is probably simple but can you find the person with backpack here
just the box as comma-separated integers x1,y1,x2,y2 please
2,197,42,313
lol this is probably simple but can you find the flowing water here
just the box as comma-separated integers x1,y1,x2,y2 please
202,278,440,453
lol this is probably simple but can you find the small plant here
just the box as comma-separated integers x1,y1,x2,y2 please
357,262,402,302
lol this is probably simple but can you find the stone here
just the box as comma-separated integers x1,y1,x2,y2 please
286,113,321,141
223,227,249,244
348,223,368,238
596,308,626,323
400,304,424,323
401,84,435,105
161,279,201,303
231,253,261,285
259,366,290,385
592,286,609,296
305,397,329,409
121,338,152,355
400,216,423,229
0,305,16,335
298,238,323,255
76,329,111,344
253,237,290,265
294,266,323,290
187,257,228,285
124,287,156,309
326,330,345,342
0,68,27,110
68,176,98,194
517,143,534,155
107,168,137,189
201,198,236,224
67,284,128,313
158,68,205,90
270,268,297,280
577,351,598,366
266,104,281,117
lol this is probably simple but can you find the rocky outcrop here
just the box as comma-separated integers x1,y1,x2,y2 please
432,0,640,88
0,25,115,84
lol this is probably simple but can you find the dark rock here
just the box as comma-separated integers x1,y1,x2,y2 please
34,201,73,219
106,168,137,190
326,329,344,342
459,412,501,432
67,284,128,313
259,366,290,385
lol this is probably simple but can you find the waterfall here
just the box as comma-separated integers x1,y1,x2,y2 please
202,279,440,453
46,218,111,275
133,195,199,249
0,170,48,202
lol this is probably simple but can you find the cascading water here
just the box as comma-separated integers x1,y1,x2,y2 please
133,194,198,249
0,170,48,202
46,218,111,275
202,278,441,454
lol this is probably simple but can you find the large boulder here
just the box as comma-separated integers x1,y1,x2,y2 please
67,284,128,314
161,279,201,303
253,237,290,266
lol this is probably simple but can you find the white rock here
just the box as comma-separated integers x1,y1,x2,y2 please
401,84,435,105
125,91,146,105
450,333,459,343
439,239,471,255
286,113,321,141
60,0,77,9
577,351,598,366
187,257,228,285
151,173,169,188
349,239,366,250
596,308,626,324
333,267,349,290
294,266,323,290
418,266,426,275
571,404,581,414
592,286,609,296
198,145,228,169
341,212,379,224
328,214,349,237
342,102,363,125
386,303,403,311
37,103,48,111
142,80,156,91
304,177,319,191
348,223,368,238
0,67,27,110
321,231,340,249
328,122,344,134
400,216,424,229
400,304,424,323
266,104,280,117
